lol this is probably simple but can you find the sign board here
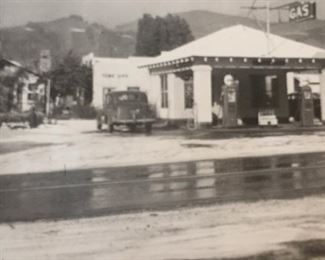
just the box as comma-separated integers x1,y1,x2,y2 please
39,49,52,73
289,1,316,22
258,109,278,126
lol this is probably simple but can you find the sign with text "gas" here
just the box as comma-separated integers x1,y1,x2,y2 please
289,1,316,22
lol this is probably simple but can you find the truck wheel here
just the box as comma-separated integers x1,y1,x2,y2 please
145,123,152,134
109,124,114,133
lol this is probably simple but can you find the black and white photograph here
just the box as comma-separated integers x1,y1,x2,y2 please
1,0,325,259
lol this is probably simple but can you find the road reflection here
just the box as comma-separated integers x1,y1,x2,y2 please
1,152,325,222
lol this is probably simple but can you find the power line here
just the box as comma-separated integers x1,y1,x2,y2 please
246,0,258,17
242,0,274,55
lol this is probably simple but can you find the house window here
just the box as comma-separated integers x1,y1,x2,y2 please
28,83,37,91
184,77,193,109
160,75,168,108
28,93,37,101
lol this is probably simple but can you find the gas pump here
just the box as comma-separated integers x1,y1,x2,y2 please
222,75,238,127
300,83,314,126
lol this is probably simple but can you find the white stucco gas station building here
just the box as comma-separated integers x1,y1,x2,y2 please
140,25,325,125
85,24,325,126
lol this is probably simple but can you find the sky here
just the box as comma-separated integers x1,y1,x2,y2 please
0,0,304,28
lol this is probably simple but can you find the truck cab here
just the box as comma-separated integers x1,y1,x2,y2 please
97,91,155,133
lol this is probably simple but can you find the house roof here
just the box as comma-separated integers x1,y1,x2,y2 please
0,58,44,78
141,24,325,67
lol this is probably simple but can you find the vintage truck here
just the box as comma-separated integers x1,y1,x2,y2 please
96,91,155,133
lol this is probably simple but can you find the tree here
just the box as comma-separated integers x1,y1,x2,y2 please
135,14,160,56
162,14,194,50
135,14,194,56
50,52,93,105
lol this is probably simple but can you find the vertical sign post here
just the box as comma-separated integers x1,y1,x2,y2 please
46,79,51,117
39,50,52,118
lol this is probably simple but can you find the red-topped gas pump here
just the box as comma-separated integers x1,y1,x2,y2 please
221,74,238,127
300,81,314,126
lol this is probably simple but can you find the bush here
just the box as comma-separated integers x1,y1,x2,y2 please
0,111,29,123
0,111,44,127
71,105,97,119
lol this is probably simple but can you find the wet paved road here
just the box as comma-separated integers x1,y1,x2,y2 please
2,152,325,223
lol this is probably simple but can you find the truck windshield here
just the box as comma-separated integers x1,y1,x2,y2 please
116,93,147,102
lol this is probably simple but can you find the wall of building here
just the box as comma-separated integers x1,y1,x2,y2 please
20,73,45,112
151,68,290,124
91,57,153,109
153,73,194,121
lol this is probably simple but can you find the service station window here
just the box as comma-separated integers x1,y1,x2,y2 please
160,75,168,108
184,78,193,109
127,86,140,91
265,75,277,100
251,74,279,108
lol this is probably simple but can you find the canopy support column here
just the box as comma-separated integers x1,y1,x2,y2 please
320,68,325,121
192,65,212,125
168,74,185,119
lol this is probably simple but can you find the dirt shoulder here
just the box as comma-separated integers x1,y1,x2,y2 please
1,195,325,260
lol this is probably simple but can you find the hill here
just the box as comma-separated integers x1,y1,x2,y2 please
116,10,261,38
0,15,136,70
117,10,325,51
2,10,325,71
272,19,325,49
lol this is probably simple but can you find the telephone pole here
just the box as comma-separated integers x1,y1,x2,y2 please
266,0,270,54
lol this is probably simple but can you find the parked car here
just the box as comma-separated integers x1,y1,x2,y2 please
96,91,155,133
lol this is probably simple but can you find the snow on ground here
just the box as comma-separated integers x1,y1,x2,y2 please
2,195,325,260
2,120,325,259
2,120,325,175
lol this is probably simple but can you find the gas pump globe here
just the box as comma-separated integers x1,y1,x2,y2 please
222,74,238,127
300,80,314,126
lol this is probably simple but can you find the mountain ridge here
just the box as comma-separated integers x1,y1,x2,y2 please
1,10,325,71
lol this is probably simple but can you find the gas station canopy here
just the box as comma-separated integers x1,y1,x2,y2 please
140,25,325,73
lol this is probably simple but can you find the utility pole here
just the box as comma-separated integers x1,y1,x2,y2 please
39,50,52,119
0,0,2,56
266,0,270,54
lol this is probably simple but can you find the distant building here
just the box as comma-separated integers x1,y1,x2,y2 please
0,59,46,112
82,53,154,108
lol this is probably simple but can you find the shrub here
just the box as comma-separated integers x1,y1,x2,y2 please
0,111,44,127
71,105,97,119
